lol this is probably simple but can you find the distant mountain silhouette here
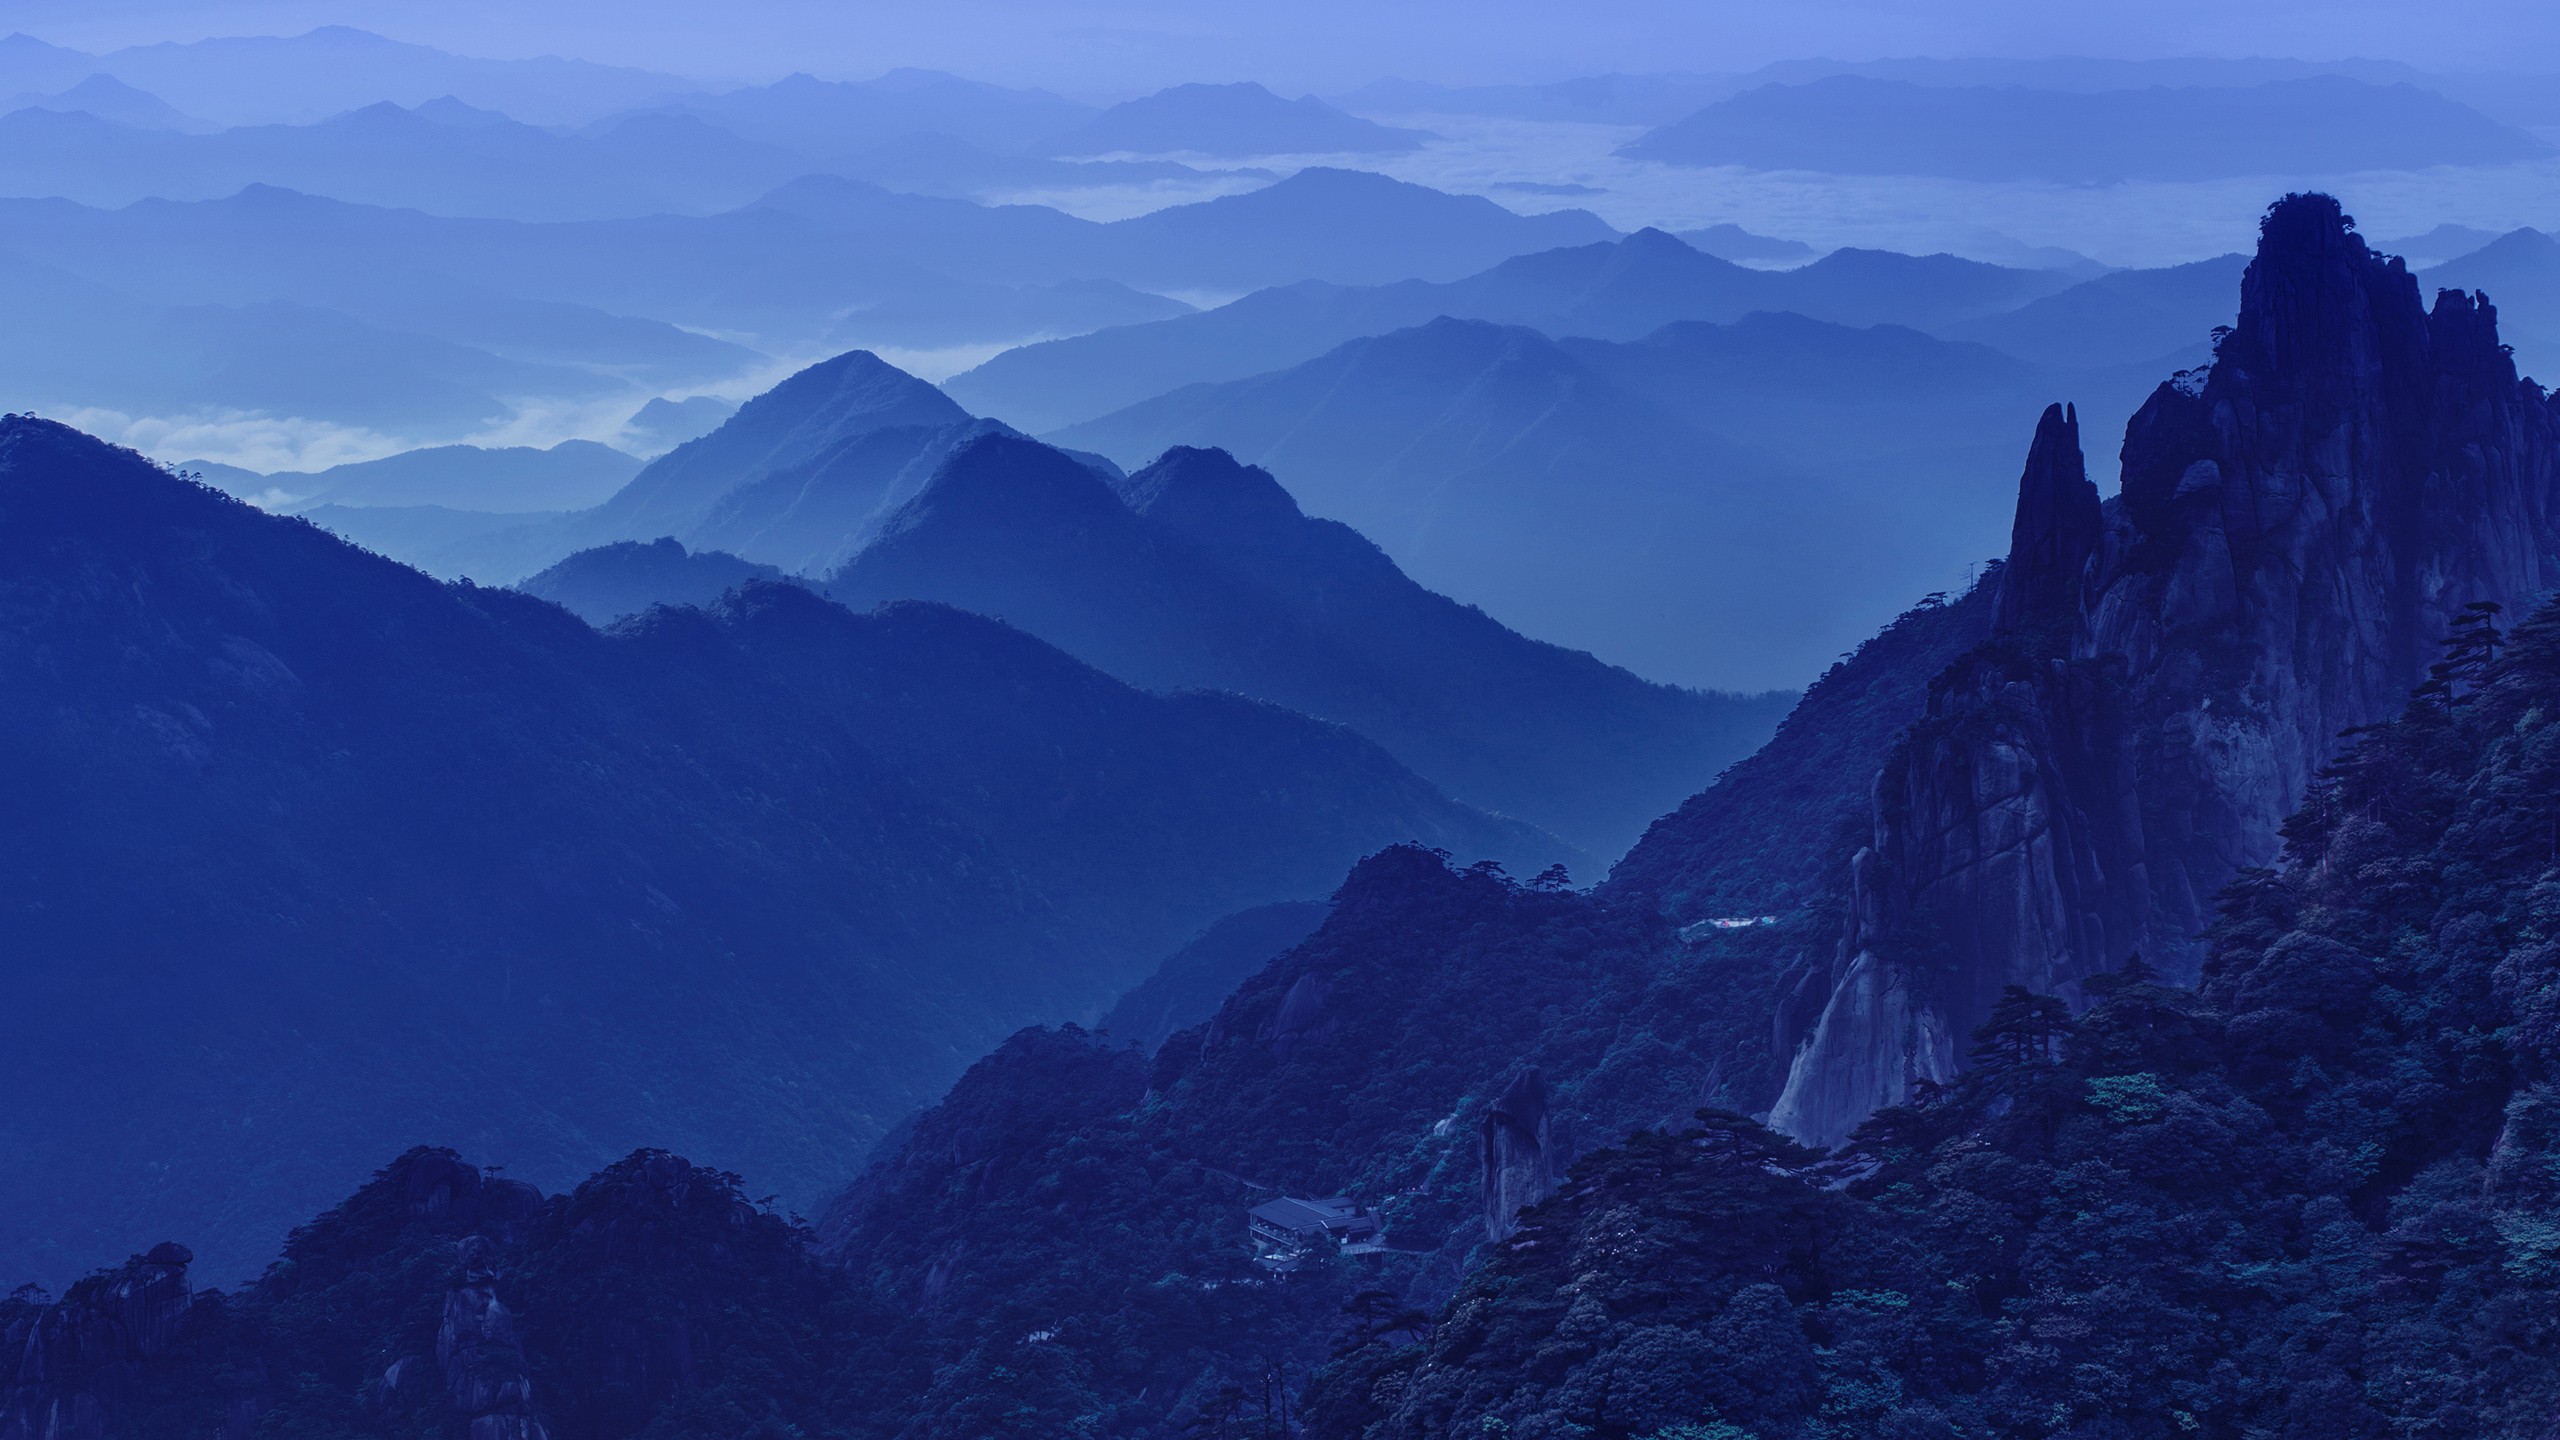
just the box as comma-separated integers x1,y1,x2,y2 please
1938,253,2246,367
948,228,2074,431
1625,74,2546,180
648,69,1096,158
1,73,202,130
520,537,788,624
622,394,739,455
2425,228,2560,379
1049,314,2090,690
0,414,1555,1286
0,172,1612,435
51,25,693,127
1043,82,1431,157
1674,222,1816,264
1335,73,1732,126
826,435,1790,853
0,100,810,219
213,439,642,512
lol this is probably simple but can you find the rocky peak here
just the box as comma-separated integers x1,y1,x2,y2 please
1991,402,2099,638
1770,192,2560,1150
1481,1067,1554,1243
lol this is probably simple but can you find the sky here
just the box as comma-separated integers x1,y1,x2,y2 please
7,0,2560,96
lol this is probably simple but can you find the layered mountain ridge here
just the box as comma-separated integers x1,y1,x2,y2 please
825,435,1790,854
0,415,1555,1286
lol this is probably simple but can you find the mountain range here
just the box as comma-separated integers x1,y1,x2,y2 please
12,190,2560,1440
1046,312,2066,690
823,436,1791,854
0,415,1558,1288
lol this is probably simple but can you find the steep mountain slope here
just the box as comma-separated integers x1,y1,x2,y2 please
0,416,1555,1287
947,228,2079,432
826,436,1790,854
1317,598,2560,1440
1051,315,2047,691
1772,195,2560,1147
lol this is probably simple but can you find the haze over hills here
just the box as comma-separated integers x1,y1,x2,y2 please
823,436,1791,854
0,26,695,126
1042,81,1431,158
946,227,2083,432
16,8,2560,1433
1049,311,2131,689
0,414,1559,1287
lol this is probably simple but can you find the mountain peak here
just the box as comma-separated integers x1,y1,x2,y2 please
880,432,1126,542
1990,401,2098,636
1117,446,1302,535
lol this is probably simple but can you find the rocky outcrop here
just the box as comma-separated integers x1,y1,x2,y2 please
1773,194,2560,1148
1482,1068,1554,1243
0,1244,219,1440
438,1236,549,1440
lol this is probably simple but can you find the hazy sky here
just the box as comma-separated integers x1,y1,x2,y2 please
10,0,2560,95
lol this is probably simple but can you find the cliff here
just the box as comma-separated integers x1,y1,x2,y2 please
1771,193,2560,1147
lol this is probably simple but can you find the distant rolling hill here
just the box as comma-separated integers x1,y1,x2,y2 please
1049,314,2124,690
946,228,2077,432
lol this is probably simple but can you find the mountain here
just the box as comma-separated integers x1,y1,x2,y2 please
2380,221,2508,267
650,68,1095,158
947,227,2075,433
825,436,1791,854
0,100,813,220
1334,73,1735,126
0,247,605,433
1770,195,2560,1147
2425,226,2560,379
621,393,739,455
1625,74,2548,179
1095,900,1331,1053
1938,252,2247,367
81,25,695,127
25,588,2560,1439
1,72,202,130
1674,221,1816,264
518,537,788,625
225,439,642,512
1044,82,1431,157
0,172,1610,432
571,349,1021,576
1048,312,2080,691
0,415,1557,1287
1093,167,1611,291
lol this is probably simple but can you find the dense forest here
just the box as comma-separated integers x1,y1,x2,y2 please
13,593,2560,1439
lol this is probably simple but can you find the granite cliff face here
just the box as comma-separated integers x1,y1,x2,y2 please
1773,194,2560,1147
